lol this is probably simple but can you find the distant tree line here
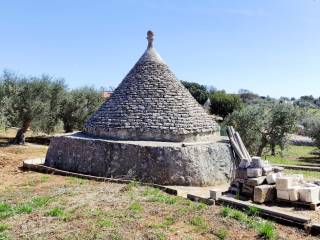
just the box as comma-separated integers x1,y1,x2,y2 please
0,70,104,144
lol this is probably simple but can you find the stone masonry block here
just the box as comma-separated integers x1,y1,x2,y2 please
247,168,262,178
236,168,248,180
210,190,222,200
266,172,283,184
250,157,265,168
254,185,276,203
277,187,300,201
276,176,300,190
247,176,266,187
299,186,319,203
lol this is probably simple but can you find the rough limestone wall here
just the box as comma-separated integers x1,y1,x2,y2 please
45,135,235,186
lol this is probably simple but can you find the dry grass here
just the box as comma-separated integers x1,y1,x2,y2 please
0,135,317,239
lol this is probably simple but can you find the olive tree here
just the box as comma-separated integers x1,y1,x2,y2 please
59,87,104,132
10,74,66,144
225,102,298,156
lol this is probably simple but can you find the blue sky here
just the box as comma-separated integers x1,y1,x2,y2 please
0,0,319,98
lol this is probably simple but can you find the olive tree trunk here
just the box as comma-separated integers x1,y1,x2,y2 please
14,120,31,144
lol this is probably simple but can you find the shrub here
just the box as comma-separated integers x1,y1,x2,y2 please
303,116,320,148
209,91,243,118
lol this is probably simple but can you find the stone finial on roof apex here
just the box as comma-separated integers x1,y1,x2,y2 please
147,30,154,48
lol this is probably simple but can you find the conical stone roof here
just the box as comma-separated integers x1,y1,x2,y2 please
84,31,219,142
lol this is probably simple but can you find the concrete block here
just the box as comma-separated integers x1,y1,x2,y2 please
247,168,262,178
299,187,319,203
266,172,283,184
247,176,266,187
250,157,265,168
276,176,299,190
254,185,276,203
210,190,222,200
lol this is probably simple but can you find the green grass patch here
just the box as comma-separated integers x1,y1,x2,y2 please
0,204,13,219
0,232,10,240
247,206,260,216
40,175,50,183
285,169,320,180
31,196,50,208
15,203,33,214
144,187,177,205
0,224,9,232
215,227,228,240
128,202,143,212
151,217,175,229
263,145,318,166
220,206,277,240
220,206,232,217
46,207,65,217
66,176,88,185
189,216,208,231
257,221,277,240
97,219,113,227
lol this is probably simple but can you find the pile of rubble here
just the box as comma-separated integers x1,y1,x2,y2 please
227,126,320,208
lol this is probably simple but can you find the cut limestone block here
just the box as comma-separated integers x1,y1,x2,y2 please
273,166,284,173
266,172,283,184
247,176,266,187
262,166,273,176
277,187,300,201
254,185,276,203
247,168,262,178
299,187,319,203
239,159,251,169
291,174,304,184
250,157,265,168
210,190,222,200
276,176,300,190
236,169,248,179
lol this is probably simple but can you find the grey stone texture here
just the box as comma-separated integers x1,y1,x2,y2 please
44,133,236,186
84,46,219,142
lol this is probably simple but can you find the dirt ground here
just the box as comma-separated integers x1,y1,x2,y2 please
0,137,319,239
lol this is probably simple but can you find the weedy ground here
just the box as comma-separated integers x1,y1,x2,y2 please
0,131,318,239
